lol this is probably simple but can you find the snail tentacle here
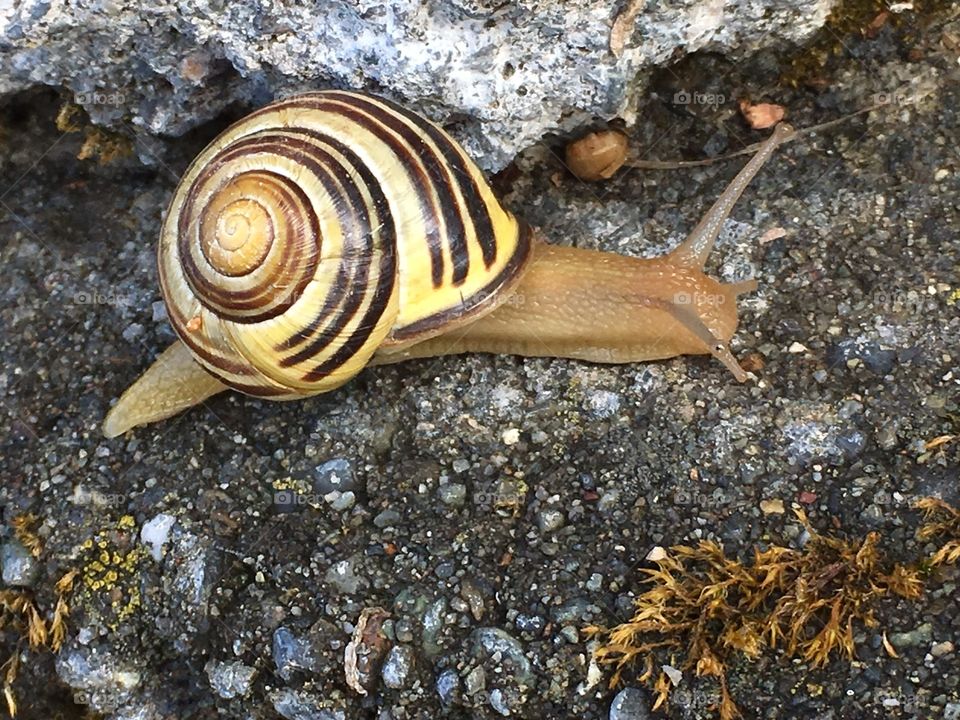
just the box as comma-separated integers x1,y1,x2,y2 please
670,123,794,270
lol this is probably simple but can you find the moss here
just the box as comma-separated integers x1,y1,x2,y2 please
585,505,959,718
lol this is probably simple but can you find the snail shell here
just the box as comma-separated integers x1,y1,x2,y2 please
161,90,532,398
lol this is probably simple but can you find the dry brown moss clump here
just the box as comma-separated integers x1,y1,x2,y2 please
916,497,960,567
587,509,926,719
0,514,76,718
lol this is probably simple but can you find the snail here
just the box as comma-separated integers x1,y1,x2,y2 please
103,90,794,437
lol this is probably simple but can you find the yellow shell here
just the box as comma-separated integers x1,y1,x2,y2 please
160,90,532,398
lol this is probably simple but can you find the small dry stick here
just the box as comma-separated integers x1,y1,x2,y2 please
626,103,889,171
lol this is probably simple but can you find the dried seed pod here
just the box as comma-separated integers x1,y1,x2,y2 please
564,129,629,181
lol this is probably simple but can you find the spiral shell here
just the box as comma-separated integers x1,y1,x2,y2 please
160,91,532,398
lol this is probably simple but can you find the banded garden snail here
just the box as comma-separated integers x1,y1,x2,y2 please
103,90,794,437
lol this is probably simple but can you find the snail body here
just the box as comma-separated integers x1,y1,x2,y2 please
103,90,793,437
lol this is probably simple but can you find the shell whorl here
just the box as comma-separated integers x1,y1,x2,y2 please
160,90,531,398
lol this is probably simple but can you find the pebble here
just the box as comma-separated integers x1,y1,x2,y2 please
270,688,342,720
327,490,356,511
944,702,960,720
452,458,471,473
373,509,401,528
931,640,955,658
537,508,565,532
422,598,447,656
662,664,682,685
121,322,144,342
646,546,667,562
205,660,256,699
313,458,356,495
760,498,785,515
460,578,486,621
381,646,414,689
438,483,467,507
515,613,545,635
436,669,459,705
501,428,520,445
272,627,318,681
324,559,364,594
465,665,486,694
471,628,533,686
489,688,511,716
151,300,167,322
609,687,650,720
586,389,621,418
889,623,933,648
0,540,39,587
597,489,621,513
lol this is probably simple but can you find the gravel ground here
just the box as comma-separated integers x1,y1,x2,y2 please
1,7,959,720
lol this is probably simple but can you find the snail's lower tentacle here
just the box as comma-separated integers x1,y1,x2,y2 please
102,341,228,438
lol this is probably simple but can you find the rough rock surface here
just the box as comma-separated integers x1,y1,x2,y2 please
1,5,959,720
0,0,834,169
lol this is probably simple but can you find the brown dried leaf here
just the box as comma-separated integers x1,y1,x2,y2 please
739,100,786,129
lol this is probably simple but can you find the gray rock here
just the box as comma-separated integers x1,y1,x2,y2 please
465,665,486,694
471,627,533,687
327,490,356,511
381,645,415,689
205,660,256,700
0,0,832,170
436,669,460,705
422,597,448,657
514,613,545,635
438,482,467,507
889,623,934,649
121,322,144,343
945,702,960,720
273,627,320,681
55,646,143,716
585,389,621,419
313,458,356,495
537,508,565,533
1,540,39,587
373,509,402,529
489,687,511,716
324,557,366,594
609,687,650,720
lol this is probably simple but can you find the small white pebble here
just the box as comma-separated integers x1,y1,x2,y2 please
140,513,177,561
646,546,667,562
662,664,682,686
788,342,808,353
502,428,520,446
